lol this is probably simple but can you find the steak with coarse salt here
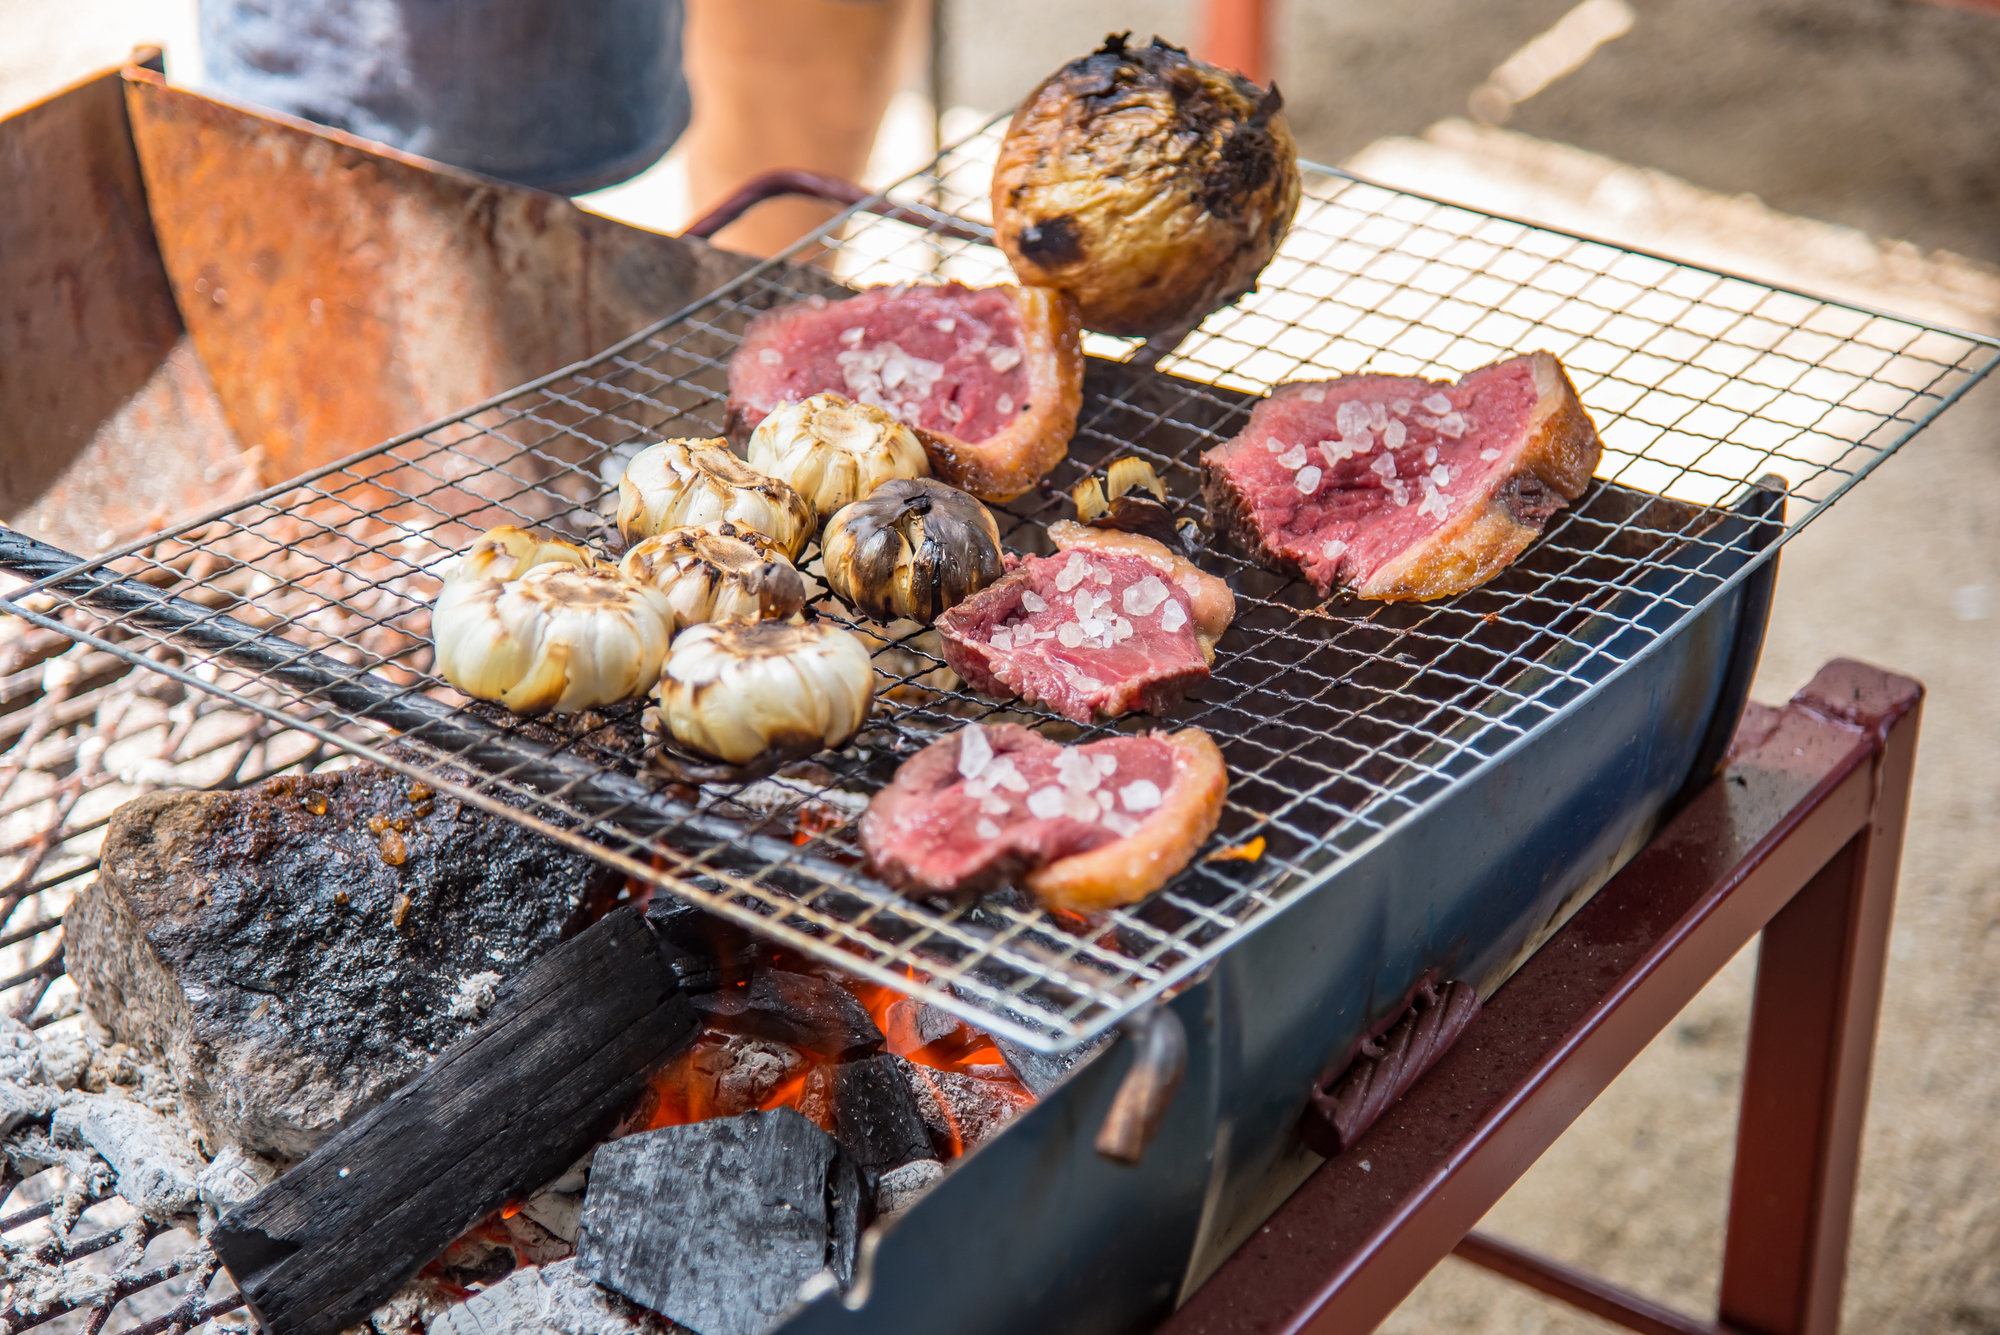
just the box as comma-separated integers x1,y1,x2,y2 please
727,282,1083,502
1199,351,1601,601
861,723,1227,911
935,548,1209,723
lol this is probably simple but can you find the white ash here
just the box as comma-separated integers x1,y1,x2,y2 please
872,1158,944,1221
196,1142,279,1211
447,971,506,1022
429,1258,683,1335
53,1096,205,1223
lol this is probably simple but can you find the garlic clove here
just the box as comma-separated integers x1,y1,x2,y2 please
617,437,816,560
1105,456,1168,502
745,393,931,518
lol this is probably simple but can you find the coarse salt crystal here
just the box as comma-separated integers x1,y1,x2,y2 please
1073,588,1095,620
976,818,1002,839
1021,589,1047,613
1120,779,1163,812
1371,453,1398,481
1480,448,1503,461
1383,419,1407,450
1369,402,1390,431
882,357,907,389
941,400,964,424
1264,438,1287,453
995,393,1015,416
1092,588,1114,619
1423,393,1452,414
840,326,865,346
1026,787,1065,819
1277,443,1309,470
1178,573,1203,599
957,724,994,779
1094,752,1119,776
757,348,783,366
1057,749,1102,791
1123,575,1171,616
1423,445,1438,466
1322,537,1348,562
1038,628,1057,641
1057,622,1084,647
1114,616,1134,641
981,794,1010,815
1092,563,1112,586
935,317,956,333
1336,401,1371,436
1103,811,1142,836
988,346,1022,373
989,626,1012,650
1097,789,1118,812
1436,412,1467,438
1431,464,1451,487
1161,600,1188,633
989,757,1028,792
1391,399,1414,415
1299,386,1327,403
1389,479,1410,507
1296,465,1323,494
1064,788,1101,821
1418,480,1451,520
1055,553,1090,592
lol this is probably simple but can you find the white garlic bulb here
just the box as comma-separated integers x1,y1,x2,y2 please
653,620,875,765
619,522,807,628
617,437,816,560
445,525,596,584
433,564,674,715
745,393,931,518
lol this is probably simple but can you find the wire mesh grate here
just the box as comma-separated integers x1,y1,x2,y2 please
1,121,1994,1053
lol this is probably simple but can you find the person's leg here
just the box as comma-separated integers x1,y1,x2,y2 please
682,0,913,256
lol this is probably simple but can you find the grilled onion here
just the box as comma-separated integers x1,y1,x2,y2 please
619,522,807,629
652,620,876,766
446,525,596,583
616,437,816,560
432,564,674,714
744,393,930,518
821,479,1004,625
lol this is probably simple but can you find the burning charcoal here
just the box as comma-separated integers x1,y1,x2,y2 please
693,969,884,1059
576,1108,862,1335
645,893,759,989
51,1095,204,1222
66,763,620,1159
431,1258,674,1335
687,1035,807,1116
880,998,960,1054
995,1031,1116,1099
895,1057,1035,1159
831,1054,940,1213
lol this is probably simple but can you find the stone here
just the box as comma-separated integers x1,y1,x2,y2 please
65,762,618,1158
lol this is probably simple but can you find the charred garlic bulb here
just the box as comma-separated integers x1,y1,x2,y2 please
821,478,1004,626
617,437,816,560
433,564,674,714
653,620,875,766
619,522,808,628
745,393,931,518
446,525,597,584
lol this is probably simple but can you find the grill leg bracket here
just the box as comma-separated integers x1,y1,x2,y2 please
1159,657,1921,1335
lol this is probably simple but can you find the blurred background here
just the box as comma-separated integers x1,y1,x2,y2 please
5,0,1999,1330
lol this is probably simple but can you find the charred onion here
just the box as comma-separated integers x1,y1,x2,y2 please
992,34,1302,337
820,478,1005,625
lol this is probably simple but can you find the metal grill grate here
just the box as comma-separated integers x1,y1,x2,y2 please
1,120,1995,1059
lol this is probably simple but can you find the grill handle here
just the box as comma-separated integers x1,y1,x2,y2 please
1093,1003,1188,1166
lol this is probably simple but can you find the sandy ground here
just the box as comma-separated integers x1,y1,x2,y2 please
5,2,2000,1331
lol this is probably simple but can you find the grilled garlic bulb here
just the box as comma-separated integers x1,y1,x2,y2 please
745,393,931,518
445,525,596,584
821,478,1004,625
617,437,816,560
653,620,875,765
433,564,674,714
619,522,808,628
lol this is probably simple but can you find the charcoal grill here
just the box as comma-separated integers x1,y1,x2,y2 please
3,111,1996,1335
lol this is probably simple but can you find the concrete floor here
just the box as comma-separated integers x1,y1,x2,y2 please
5,2,2000,1331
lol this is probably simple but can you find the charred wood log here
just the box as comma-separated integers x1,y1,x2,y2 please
209,906,698,1335
576,1108,863,1335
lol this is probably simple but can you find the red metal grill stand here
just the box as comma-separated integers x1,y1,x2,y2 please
1163,658,1921,1335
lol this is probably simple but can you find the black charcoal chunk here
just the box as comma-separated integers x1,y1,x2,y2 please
831,1053,935,1188
66,764,617,1158
692,969,883,1059
645,893,758,992
996,1031,1116,1099
576,1109,861,1335
895,1057,1034,1158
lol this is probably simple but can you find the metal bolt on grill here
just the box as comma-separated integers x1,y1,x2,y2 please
1,118,1995,1087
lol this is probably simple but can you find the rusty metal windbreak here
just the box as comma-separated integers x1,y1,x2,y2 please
1,121,1996,1060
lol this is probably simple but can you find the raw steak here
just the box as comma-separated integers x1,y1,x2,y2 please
935,548,1208,723
65,763,616,1159
1199,351,1601,601
727,282,1083,501
862,723,1226,911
